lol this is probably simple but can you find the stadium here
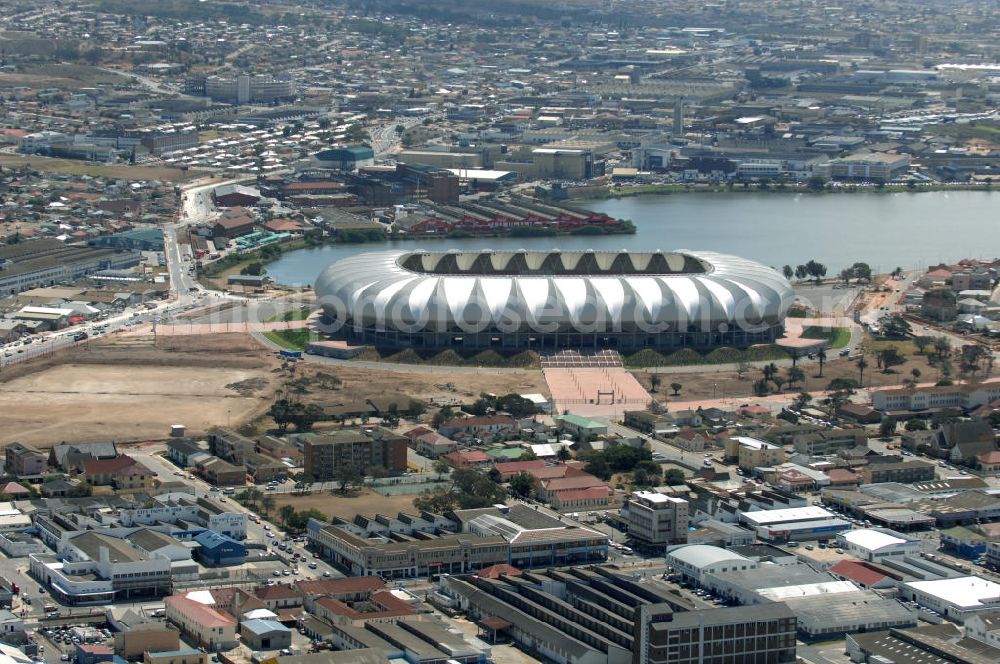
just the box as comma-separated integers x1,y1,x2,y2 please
314,249,795,350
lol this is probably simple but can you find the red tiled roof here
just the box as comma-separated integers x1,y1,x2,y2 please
554,486,613,502
541,474,607,492
294,576,384,597
830,560,889,587
494,459,547,475
478,564,522,579
165,595,236,628
255,585,300,600
83,455,139,475
314,589,414,620
978,450,1000,464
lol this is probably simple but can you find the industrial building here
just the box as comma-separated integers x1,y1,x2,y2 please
0,239,141,295
314,249,794,350
836,528,922,561
739,505,851,542
902,577,1000,622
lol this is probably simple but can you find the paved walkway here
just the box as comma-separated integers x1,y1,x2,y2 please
544,366,651,418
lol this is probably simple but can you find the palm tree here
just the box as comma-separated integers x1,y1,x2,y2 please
857,355,869,386
786,366,805,390
817,348,827,377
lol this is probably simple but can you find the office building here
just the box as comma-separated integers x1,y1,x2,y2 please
621,491,689,546
726,436,786,471
440,565,797,664
862,460,936,484
202,75,295,104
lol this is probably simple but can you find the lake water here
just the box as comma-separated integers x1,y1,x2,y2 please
265,190,999,286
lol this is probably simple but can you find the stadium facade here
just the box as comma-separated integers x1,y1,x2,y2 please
314,249,794,350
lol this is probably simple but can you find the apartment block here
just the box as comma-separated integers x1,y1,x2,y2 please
302,428,407,480
5,443,46,476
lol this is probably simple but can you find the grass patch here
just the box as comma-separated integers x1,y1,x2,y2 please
351,347,541,368
263,328,318,351
622,344,789,368
862,339,918,355
801,326,851,348
266,307,312,323
0,154,199,182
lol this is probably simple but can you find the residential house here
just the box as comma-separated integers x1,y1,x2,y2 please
553,414,607,439
438,415,517,439
82,456,155,491
442,449,491,469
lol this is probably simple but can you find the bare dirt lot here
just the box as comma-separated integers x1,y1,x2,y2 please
324,364,549,404
271,488,418,521
631,348,942,404
0,334,280,446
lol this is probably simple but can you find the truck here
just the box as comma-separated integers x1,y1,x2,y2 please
278,350,302,360
72,332,88,342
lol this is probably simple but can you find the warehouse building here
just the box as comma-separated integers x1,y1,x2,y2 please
836,528,921,561
0,239,141,295
902,577,1000,622
666,544,757,585
739,505,851,542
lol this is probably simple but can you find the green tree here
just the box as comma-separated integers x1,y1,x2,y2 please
268,399,295,432
793,392,812,410
670,382,682,396
805,259,827,282
432,406,455,428
817,347,827,377
914,336,931,355
432,459,452,475
508,471,534,498
649,374,661,393
782,265,793,280
905,419,927,431
879,416,897,438
664,468,686,486
877,347,906,373
857,355,869,386
278,504,296,526
261,495,276,515
333,463,363,493
786,366,805,390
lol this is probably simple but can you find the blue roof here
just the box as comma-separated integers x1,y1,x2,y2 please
194,530,241,549
242,619,290,636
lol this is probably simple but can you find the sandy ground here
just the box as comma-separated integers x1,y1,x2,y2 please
0,333,280,446
271,489,418,521
297,363,549,406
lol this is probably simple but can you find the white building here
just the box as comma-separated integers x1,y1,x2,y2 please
902,577,1000,622
739,505,850,542
118,494,246,540
621,491,689,546
836,528,921,561
665,544,756,584
964,610,1000,649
